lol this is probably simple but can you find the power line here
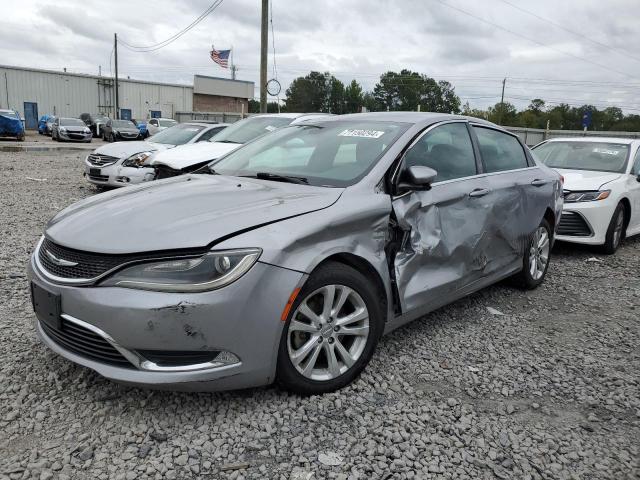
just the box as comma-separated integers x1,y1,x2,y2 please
495,0,640,65
430,0,638,80
118,0,223,53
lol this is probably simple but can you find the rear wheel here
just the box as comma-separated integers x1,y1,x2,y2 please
513,219,551,289
602,203,626,255
277,262,383,395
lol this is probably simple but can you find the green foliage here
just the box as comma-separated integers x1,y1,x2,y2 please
248,99,283,114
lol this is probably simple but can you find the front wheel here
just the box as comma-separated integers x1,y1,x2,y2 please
513,219,552,290
602,203,626,255
276,262,383,395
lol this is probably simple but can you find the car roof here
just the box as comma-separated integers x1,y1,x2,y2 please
183,122,231,127
542,136,639,145
302,111,499,128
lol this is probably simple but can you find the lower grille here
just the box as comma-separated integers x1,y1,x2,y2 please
137,350,220,367
557,211,592,236
88,174,109,182
154,165,182,180
40,318,133,368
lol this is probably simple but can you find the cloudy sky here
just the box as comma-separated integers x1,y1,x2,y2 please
2,0,640,112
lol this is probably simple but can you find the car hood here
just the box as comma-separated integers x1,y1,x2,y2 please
92,141,173,158
115,128,140,134
149,142,240,170
554,168,623,190
62,126,89,132
46,175,343,254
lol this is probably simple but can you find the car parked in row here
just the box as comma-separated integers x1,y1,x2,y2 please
132,119,149,139
52,117,92,143
533,137,640,253
84,122,228,187
149,113,329,179
38,114,54,135
29,112,562,394
45,116,57,136
79,113,110,138
0,109,25,141
102,119,142,142
146,118,177,136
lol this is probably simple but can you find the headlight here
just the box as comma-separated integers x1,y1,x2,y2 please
59,127,66,132
84,128,91,134
122,151,154,167
100,249,261,292
564,190,610,203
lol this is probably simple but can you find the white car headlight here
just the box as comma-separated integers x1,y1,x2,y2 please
100,249,261,292
122,151,154,167
84,128,91,134
564,190,610,203
59,127,67,132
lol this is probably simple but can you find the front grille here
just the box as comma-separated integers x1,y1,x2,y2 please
557,211,592,236
88,153,119,167
40,318,133,368
137,350,220,367
37,238,205,281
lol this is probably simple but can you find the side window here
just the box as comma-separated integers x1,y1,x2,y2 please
197,128,221,142
403,122,477,182
473,127,528,173
632,149,640,175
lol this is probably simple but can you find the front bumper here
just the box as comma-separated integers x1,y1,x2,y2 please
84,159,155,188
556,198,617,245
29,255,305,391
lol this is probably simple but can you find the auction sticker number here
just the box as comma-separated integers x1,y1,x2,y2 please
338,129,385,139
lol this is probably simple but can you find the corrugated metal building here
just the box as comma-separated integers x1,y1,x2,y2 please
0,64,253,129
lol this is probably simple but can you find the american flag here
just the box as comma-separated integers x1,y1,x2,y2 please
210,48,231,69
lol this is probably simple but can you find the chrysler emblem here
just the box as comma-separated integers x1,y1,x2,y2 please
45,249,78,267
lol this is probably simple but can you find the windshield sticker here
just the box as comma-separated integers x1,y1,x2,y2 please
338,129,385,139
265,125,277,132
593,148,621,156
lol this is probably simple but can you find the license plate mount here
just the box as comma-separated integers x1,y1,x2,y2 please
31,282,61,330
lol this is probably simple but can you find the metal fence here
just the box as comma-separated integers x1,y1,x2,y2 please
174,111,247,124
504,127,640,147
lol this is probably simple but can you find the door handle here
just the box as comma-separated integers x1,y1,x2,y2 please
531,179,548,187
469,188,490,198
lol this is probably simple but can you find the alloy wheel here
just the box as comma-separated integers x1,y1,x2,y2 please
529,226,550,281
287,285,370,382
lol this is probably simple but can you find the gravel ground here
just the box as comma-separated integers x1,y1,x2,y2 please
1,151,638,480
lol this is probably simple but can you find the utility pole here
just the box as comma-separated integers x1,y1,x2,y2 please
114,33,120,119
498,77,506,124
260,0,268,113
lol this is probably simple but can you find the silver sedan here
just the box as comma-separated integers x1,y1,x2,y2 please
29,112,562,394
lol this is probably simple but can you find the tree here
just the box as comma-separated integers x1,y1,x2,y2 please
328,78,345,114
371,70,461,113
528,99,546,114
248,99,282,114
488,102,518,125
285,71,345,112
344,80,364,113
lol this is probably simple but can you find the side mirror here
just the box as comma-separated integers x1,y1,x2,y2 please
399,165,438,191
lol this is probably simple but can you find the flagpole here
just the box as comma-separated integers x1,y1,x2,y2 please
230,45,236,80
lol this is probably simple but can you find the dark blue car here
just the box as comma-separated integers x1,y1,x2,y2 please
38,114,54,135
0,109,25,141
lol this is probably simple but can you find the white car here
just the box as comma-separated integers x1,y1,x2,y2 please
84,122,228,188
533,137,640,253
146,118,178,136
149,113,331,178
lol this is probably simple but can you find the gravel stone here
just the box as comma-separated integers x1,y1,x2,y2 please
0,150,638,479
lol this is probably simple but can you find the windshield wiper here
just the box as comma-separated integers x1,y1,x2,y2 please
252,172,309,184
214,139,241,144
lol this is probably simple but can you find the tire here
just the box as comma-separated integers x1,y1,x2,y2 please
276,262,383,395
602,203,626,255
513,218,552,290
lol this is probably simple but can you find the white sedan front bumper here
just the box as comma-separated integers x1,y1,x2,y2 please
556,197,617,245
84,158,155,188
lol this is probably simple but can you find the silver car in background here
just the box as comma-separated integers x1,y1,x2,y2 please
84,122,228,188
147,118,178,136
52,118,92,143
29,112,562,394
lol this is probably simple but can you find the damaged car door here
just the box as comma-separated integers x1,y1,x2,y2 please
391,121,492,314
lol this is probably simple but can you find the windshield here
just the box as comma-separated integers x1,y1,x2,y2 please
210,116,292,144
147,123,205,145
0,110,19,119
212,121,408,187
60,118,86,127
113,120,136,128
533,141,630,173
159,119,177,127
